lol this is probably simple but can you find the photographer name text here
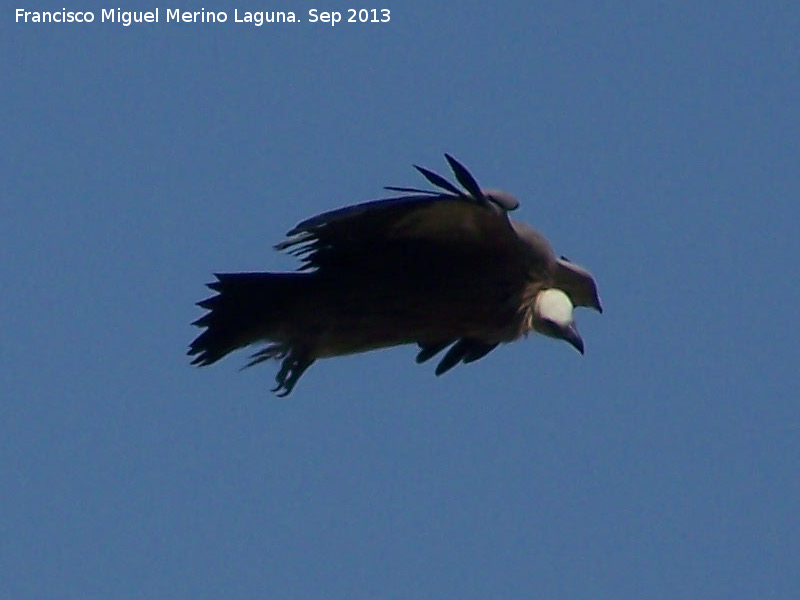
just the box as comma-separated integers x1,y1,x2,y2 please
15,7,391,26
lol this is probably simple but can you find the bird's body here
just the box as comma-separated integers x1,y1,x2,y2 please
189,155,602,395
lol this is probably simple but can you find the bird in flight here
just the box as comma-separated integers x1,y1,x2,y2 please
189,155,602,396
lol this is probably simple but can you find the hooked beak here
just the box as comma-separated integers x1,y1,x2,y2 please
563,323,585,355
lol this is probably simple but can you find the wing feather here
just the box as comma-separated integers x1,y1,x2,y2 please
434,339,500,376
276,156,523,275
414,164,463,196
445,154,484,200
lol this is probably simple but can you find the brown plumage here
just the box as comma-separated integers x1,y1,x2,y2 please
189,155,602,396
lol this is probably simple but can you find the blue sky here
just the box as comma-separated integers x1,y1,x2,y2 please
3,2,799,598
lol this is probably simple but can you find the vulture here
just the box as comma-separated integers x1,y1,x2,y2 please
189,155,602,396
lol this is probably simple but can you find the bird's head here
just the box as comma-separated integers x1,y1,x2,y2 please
532,289,584,354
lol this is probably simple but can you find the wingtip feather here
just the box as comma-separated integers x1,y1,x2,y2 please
444,154,484,200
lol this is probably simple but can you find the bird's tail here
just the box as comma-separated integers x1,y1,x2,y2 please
188,272,313,367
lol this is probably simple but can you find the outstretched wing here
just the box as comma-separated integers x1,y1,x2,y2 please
276,154,522,274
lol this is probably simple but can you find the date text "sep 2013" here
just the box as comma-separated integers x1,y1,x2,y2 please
308,9,390,25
